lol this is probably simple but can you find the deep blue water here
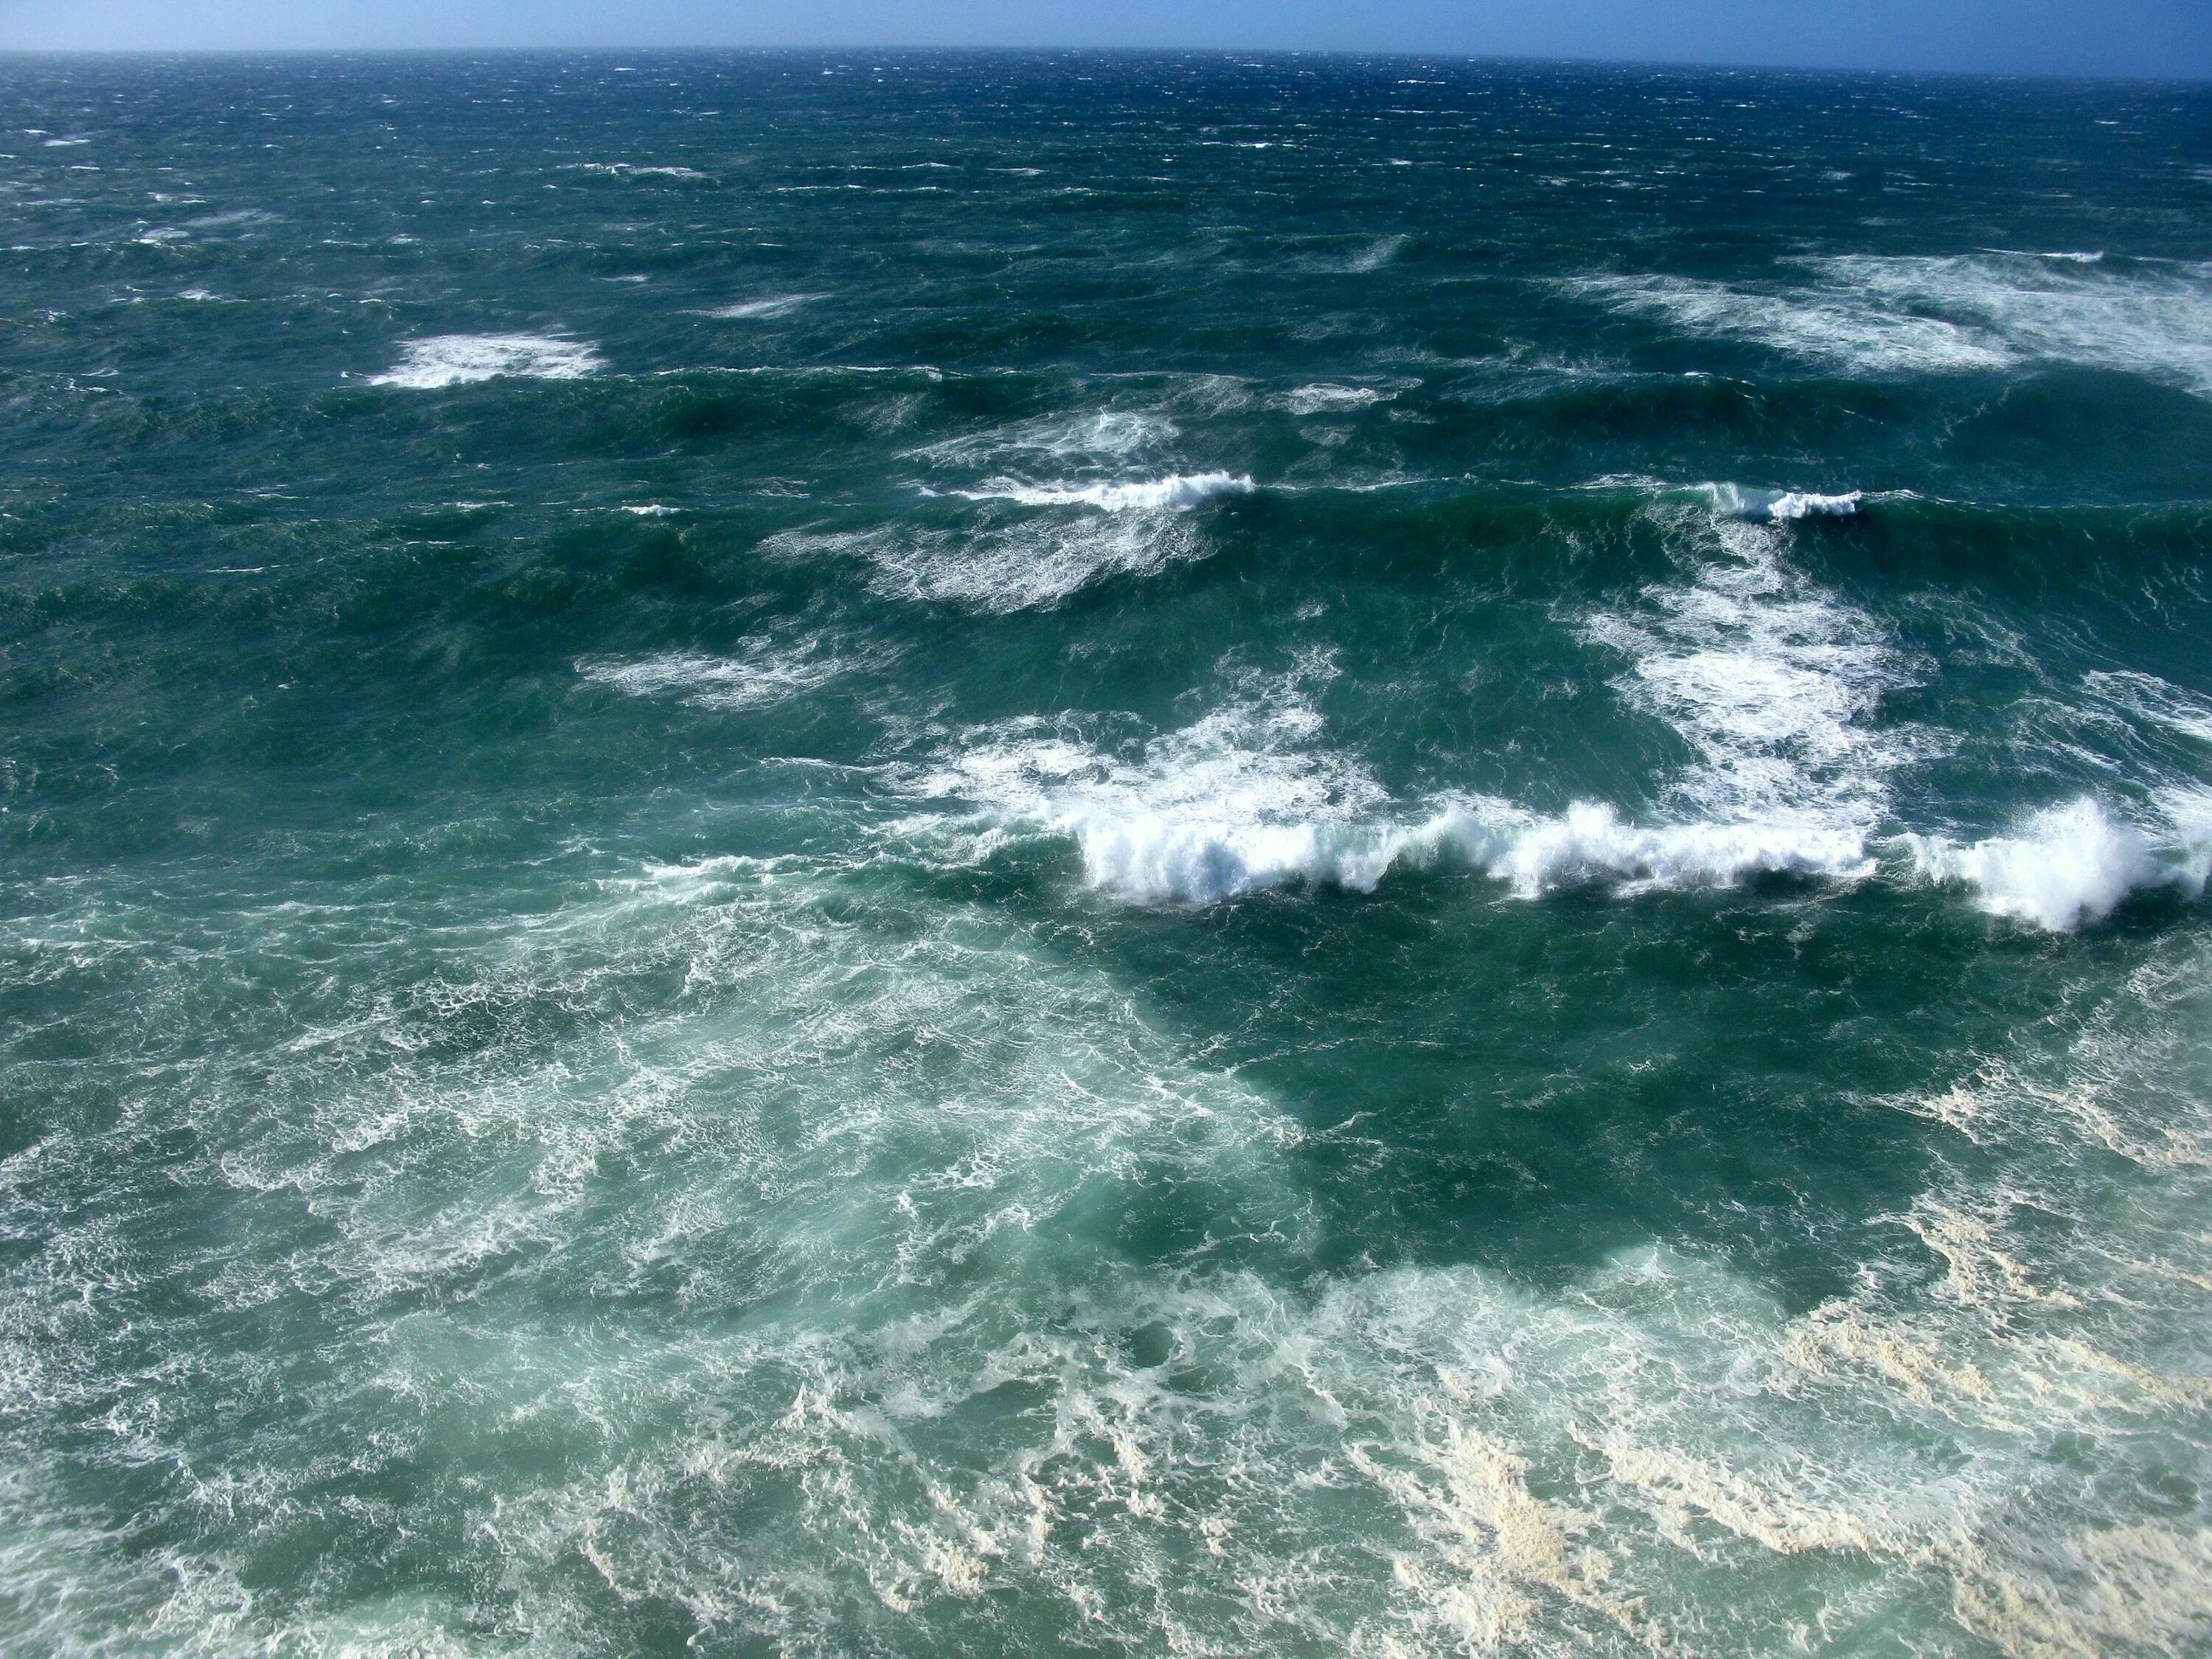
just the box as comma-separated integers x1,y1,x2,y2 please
4,50,2212,1658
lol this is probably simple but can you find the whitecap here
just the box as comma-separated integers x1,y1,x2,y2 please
891,503,1927,907
910,409,1177,470
1702,483,1864,521
780,511,1205,611
561,161,709,180
911,667,1396,902
369,334,605,389
577,634,877,712
1342,234,1407,272
184,208,278,230
1278,383,1394,414
953,472,1253,512
1903,796,2211,931
1766,490,1864,521
909,636,1889,906
1566,271,2014,375
1453,799,1876,897
704,293,825,320
1571,255,2212,395
1813,254,2212,395
919,776,1879,908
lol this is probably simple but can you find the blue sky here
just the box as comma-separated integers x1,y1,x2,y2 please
1,0,2207,79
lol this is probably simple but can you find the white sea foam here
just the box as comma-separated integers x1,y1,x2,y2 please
1278,383,1394,414
562,161,709,179
11,758,2212,1659
1584,509,1921,833
705,293,824,319
768,512,1206,611
2083,669,2212,746
955,471,1253,512
184,208,278,231
1568,271,2014,374
1814,254,2212,395
1335,234,1408,272
1904,796,2212,931
14,863,2208,1658
369,334,605,389
1572,255,2212,394
577,634,876,711
910,408,1177,471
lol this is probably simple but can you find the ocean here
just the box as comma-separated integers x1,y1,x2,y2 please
2,49,2211,1657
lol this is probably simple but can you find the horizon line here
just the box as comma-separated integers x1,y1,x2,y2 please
0,44,2205,87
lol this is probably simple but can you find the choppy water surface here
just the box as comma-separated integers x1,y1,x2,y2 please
4,51,2212,1658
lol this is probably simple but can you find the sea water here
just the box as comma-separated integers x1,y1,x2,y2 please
2,52,2211,1658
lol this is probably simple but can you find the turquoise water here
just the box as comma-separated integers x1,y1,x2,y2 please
4,50,2212,1657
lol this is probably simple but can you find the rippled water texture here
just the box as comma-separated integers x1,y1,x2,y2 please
4,52,2212,1658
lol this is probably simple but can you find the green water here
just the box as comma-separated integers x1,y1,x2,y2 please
3,51,2211,1658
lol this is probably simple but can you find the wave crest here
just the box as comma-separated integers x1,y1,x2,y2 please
912,650,1885,905
1702,483,1865,521
369,333,604,388
955,472,1254,512
1905,797,2212,931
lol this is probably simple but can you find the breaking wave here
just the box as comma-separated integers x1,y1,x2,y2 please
917,741,1881,908
1702,482,1865,521
952,471,1254,512
911,536,1909,908
1904,796,2212,931
1278,383,1396,414
368,333,605,388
